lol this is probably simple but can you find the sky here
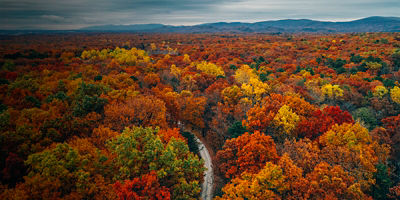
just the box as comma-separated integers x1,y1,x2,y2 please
0,0,399,30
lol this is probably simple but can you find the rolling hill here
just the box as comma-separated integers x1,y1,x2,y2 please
81,16,400,33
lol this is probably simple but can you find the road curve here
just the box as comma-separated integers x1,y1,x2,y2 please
195,136,214,200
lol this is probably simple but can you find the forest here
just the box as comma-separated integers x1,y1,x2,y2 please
0,32,400,199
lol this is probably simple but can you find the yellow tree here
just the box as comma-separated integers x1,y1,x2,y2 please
150,43,157,50
195,61,225,77
272,105,300,136
373,85,388,98
319,122,371,148
235,65,258,84
241,78,270,102
390,86,400,104
221,85,243,105
216,162,286,200
170,64,181,78
321,84,343,100
183,54,191,63
365,62,382,70
319,123,380,191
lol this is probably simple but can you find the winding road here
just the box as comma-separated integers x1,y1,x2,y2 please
178,122,214,200
195,136,214,200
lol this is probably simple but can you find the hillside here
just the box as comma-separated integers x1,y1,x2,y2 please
81,16,400,33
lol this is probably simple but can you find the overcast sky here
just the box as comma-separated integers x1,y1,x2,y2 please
1,0,399,30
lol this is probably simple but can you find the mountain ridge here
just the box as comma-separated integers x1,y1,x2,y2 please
80,16,400,33
1,16,399,34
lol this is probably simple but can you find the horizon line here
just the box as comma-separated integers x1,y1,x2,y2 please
1,16,399,31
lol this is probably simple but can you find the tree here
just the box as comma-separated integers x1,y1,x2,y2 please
382,114,400,160
108,127,204,199
152,86,181,124
177,91,207,129
319,122,371,149
196,61,225,77
244,93,285,132
319,123,380,190
244,93,318,133
390,86,400,104
19,143,115,199
323,105,354,125
388,183,400,199
241,78,270,102
183,54,191,63
373,85,388,98
90,126,119,149
282,138,321,174
216,131,279,179
227,121,247,138
305,162,369,200
272,105,300,137
352,107,377,130
104,95,167,131
72,82,108,117
278,154,309,200
392,48,400,70
296,109,334,139
113,171,171,200
143,72,161,88
221,85,243,105
234,65,258,84
365,62,382,70
321,84,343,101
181,131,200,155
157,128,185,144
215,162,285,200
371,163,392,200
1,152,25,186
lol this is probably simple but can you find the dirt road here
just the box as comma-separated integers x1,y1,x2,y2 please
195,137,213,200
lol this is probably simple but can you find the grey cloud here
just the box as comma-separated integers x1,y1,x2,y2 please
0,0,399,29
41,15,67,23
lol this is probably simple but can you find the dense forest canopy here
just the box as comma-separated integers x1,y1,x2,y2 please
1,32,400,199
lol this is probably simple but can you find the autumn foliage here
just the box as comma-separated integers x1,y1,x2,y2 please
1,32,400,199
216,131,279,179
113,171,171,200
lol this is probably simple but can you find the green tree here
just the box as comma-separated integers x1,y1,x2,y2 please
352,107,377,130
181,131,200,155
108,127,205,199
372,164,392,200
228,121,247,138
72,82,107,117
21,143,113,199
392,48,400,70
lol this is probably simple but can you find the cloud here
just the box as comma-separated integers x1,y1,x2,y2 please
0,0,399,29
41,15,66,22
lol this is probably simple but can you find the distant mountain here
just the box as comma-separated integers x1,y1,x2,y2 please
82,24,166,31
1,16,399,35
79,16,400,33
